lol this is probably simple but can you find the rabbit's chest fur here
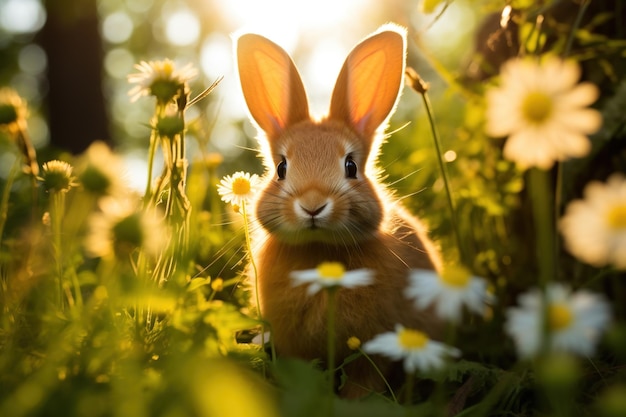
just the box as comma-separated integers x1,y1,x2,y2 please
253,207,440,361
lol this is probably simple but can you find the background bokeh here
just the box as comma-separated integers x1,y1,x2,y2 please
0,0,483,191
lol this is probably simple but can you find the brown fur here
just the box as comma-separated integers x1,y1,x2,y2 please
236,24,442,398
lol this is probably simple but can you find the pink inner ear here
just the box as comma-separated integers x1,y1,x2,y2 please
237,33,310,140
353,113,372,136
328,29,406,140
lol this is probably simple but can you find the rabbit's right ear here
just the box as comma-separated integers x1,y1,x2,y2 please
236,34,310,139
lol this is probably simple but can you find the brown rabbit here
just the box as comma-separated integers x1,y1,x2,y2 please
236,24,442,397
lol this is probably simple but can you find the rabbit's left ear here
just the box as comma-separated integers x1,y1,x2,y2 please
329,25,406,142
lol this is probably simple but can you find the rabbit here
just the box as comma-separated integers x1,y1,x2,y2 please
236,24,442,398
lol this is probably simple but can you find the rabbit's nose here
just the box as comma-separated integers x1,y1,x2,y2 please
301,203,327,217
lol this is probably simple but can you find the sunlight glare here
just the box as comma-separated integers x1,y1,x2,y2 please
217,0,371,53
165,9,201,46
102,11,134,44
0,0,46,34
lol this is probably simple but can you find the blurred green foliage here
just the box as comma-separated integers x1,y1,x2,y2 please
1,0,626,416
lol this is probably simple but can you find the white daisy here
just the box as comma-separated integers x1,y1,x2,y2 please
290,262,374,296
485,56,602,169
405,265,493,323
363,325,461,374
75,141,127,197
84,194,168,259
0,87,27,130
40,160,77,193
127,59,198,103
560,174,626,270
505,283,611,358
217,171,261,208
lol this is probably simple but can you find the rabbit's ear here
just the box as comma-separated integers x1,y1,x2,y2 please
237,34,310,139
329,26,406,141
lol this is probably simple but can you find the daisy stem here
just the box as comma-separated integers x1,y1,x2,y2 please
404,370,415,406
241,201,275,365
528,168,555,288
528,168,555,355
50,190,67,310
326,287,338,396
419,90,463,263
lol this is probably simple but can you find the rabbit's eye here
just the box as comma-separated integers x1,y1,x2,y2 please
345,156,357,179
277,158,287,180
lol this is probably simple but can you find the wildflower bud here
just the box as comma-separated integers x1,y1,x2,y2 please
232,204,241,214
42,211,51,226
347,336,361,350
156,115,185,139
40,160,76,193
211,278,224,292
405,67,429,94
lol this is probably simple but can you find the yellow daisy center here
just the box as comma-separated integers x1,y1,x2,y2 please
606,204,626,230
231,177,251,196
398,328,428,349
440,265,471,288
549,303,573,331
316,262,345,281
521,91,553,125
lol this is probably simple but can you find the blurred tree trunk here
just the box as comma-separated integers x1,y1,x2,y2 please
38,0,110,154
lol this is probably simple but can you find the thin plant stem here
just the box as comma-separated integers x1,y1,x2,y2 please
528,168,555,355
404,370,415,407
144,104,166,209
563,0,590,59
143,129,158,208
529,168,555,287
241,201,275,364
552,0,590,282
420,92,463,262
358,349,398,403
326,288,337,396
50,191,66,309
0,157,21,247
